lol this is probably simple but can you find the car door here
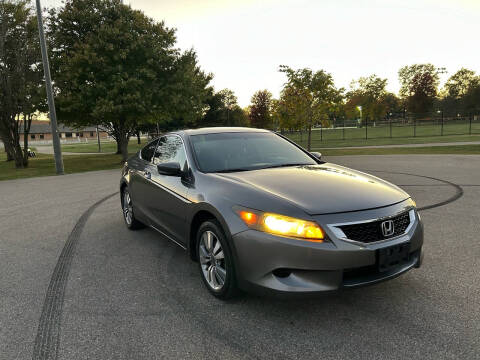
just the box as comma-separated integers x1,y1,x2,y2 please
145,135,191,245
129,138,159,222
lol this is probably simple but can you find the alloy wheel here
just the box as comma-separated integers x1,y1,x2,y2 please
123,190,133,225
198,230,226,291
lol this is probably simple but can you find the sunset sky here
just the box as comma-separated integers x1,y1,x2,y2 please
45,0,480,106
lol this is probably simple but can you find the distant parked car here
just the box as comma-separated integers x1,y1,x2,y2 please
120,127,423,299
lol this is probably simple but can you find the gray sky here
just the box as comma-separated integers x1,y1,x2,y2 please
43,0,480,107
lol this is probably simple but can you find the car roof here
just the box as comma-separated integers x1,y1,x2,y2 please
179,127,270,136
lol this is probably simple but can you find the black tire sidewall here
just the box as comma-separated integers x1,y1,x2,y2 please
196,220,236,299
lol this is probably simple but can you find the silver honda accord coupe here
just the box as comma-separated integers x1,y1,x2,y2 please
120,127,423,299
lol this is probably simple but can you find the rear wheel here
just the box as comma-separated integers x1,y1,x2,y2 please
121,187,144,230
197,220,238,299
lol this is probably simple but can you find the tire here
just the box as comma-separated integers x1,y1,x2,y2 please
196,220,238,299
121,186,145,230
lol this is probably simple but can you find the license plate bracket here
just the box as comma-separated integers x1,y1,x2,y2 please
377,242,411,272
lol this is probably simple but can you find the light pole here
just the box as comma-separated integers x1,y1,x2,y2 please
437,109,444,136
96,125,101,152
36,0,64,174
357,106,366,139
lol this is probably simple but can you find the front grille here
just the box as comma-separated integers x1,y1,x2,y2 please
338,211,411,243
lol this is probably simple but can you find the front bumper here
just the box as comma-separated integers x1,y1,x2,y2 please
231,203,423,295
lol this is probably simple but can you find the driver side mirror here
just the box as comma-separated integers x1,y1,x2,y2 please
157,162,181,176
310,152,322,161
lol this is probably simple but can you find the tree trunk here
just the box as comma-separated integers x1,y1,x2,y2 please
5,115,26,168
116,140,121,154
118,135,129,162
136,131,141,144
12,141,25,168
21,115,32,167
307,121,312,151
5,146,13,161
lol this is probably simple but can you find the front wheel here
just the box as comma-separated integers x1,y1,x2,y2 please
197,220,238,299
121,187,144,230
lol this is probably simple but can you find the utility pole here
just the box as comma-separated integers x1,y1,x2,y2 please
36,0,64,174
96,125,102,153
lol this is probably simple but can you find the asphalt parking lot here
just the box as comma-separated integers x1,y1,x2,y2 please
1,154,479,360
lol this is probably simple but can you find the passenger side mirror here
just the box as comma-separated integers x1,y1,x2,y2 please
310,152,322,161
157,162,181,176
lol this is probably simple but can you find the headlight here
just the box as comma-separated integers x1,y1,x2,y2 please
234,206,325,242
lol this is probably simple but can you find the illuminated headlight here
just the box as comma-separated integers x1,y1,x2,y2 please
234,206,325,242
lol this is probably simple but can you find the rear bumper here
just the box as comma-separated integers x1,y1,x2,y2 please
231,209,423,296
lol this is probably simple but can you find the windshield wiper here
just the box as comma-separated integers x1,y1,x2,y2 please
258,163,313,170
215,168,252,173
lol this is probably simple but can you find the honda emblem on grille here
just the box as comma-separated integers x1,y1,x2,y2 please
381,220,395,237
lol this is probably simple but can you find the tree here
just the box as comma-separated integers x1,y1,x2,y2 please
274,85,307,132
441,68,480,116
345,75,400,123
249,89,273,129
444,68,479,99
279,66,341,150
0,0,43,168
218,89,237,126
398,64,439,114
49,0,211,161
198,88,247,127
346,75,387,123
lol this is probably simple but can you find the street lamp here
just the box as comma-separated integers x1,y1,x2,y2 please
437,109,444,135
357,105,363,121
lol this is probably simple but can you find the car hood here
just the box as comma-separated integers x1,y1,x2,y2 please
217,163,409,215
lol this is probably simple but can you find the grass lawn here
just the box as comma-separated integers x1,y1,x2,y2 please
1,144,479,181
61,141,144,153
286,122,480,148
0,152,127,181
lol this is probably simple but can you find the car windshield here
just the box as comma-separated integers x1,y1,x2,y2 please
190,132,317,173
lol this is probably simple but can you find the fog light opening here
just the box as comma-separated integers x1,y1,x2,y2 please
273,268,292,278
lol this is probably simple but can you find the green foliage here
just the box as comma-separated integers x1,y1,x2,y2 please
398,64,439,114
444,68,479,99
0,0,44,167
197,88,247,127
278,65,342,148
48,0,211,160
345,75,399,123
249,89,273,129
441,68,480,116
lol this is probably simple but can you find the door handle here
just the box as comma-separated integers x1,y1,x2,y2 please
144,170,151,179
